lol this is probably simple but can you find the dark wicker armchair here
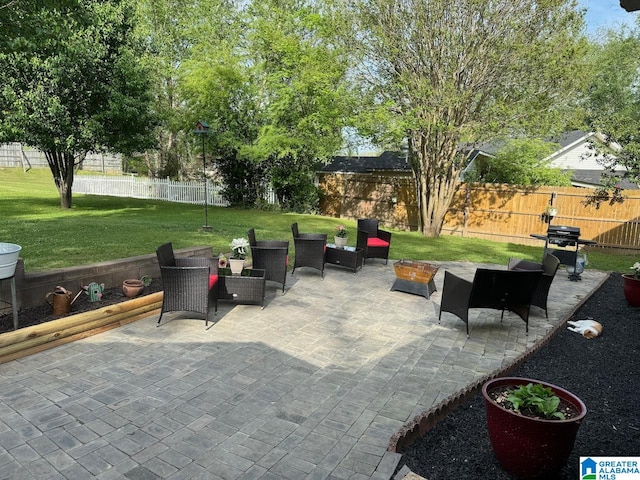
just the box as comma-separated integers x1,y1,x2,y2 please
508,253,560,318
439,268,542,336
356,219,392,265
291,222,327,278
247,228,289,293
155,243,218,327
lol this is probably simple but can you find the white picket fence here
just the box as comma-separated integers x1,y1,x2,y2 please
74,175,277,206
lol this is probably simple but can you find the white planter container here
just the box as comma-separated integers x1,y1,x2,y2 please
334,236,348,249
0,243,21,280
229,258,245,275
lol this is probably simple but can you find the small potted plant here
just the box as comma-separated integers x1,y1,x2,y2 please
334,225,348,249
482,376,587,479
622,262,640,306
229,237,249,275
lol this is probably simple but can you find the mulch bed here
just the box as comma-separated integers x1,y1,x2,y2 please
396,272,640,479
0,281,163,335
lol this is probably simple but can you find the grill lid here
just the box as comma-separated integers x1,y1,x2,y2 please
546,225,580,246
547,225,580,239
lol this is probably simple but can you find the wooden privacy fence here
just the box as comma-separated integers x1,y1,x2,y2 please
445,184,640,250
318,172,640,251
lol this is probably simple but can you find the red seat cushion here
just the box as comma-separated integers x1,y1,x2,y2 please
209,274,219,289
367,237,389,248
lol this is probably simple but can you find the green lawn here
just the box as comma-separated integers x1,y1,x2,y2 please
0,167,635,273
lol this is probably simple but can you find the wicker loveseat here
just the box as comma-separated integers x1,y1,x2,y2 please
439,268,542,337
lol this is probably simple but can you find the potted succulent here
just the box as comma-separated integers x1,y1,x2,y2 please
482,377,587,479
622,262,640,307
334,225,348,249
229,237,249,275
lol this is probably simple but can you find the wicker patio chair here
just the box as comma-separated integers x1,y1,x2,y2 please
356,218,392,265
291,222,327,278
247,228,289,293
508,253,560,318
439,268,542,336
155,242,218,327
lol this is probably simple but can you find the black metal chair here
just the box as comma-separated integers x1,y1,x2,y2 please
155,243,217,327
508,253,560,318
291,223,327,278
247,228,289,293
356,219,392,265
439,268,542,336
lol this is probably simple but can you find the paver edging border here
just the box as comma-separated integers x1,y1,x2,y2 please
0,291,162,364
387,272,611,454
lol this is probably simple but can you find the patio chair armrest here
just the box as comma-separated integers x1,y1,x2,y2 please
377,229,392,243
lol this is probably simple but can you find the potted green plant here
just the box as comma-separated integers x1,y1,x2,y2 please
622,262,640,307
482,377,587,479
334,224,348,249
229,237,249,275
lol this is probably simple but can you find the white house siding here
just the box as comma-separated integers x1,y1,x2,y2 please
546,133,605,170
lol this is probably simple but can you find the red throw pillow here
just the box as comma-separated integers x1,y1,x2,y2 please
209,274,219,289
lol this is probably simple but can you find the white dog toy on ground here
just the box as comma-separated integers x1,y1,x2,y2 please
567,319,603,339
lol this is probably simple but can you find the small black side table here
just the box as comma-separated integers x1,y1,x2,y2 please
325,245,364,273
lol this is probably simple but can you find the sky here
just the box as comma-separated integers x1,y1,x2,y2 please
578,0,639,36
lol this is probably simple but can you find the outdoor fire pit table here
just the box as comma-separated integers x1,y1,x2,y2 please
391,260,439,299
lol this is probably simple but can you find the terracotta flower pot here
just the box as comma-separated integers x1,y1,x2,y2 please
122,279,145,298
622,274,640,307
482,377,586,479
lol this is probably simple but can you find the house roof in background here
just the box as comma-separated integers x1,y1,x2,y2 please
320,151,411,173
322,147,496,174
571,170,638,190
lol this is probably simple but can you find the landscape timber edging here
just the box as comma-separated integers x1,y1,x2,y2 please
0,291,162,364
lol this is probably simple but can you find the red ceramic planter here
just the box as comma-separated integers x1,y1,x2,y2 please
622,274,640,307
482,377,587,479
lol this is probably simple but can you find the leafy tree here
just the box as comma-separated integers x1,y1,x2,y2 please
177,1,266,207
0,0,156,208
478,139,572,186
241,0,353,212
179,0,353,211
335,0,587,236
584,26,640,205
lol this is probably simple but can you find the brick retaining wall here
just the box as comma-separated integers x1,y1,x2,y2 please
0,246,213,312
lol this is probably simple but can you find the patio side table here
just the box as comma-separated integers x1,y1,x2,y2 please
217,268,266,308
325,245,363,273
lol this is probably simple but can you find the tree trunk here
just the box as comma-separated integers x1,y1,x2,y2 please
44,149,77,209
410,130,464,238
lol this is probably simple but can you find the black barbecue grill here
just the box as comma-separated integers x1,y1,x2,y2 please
530,225,596,281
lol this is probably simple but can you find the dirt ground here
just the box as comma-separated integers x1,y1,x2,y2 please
0,281,163,335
